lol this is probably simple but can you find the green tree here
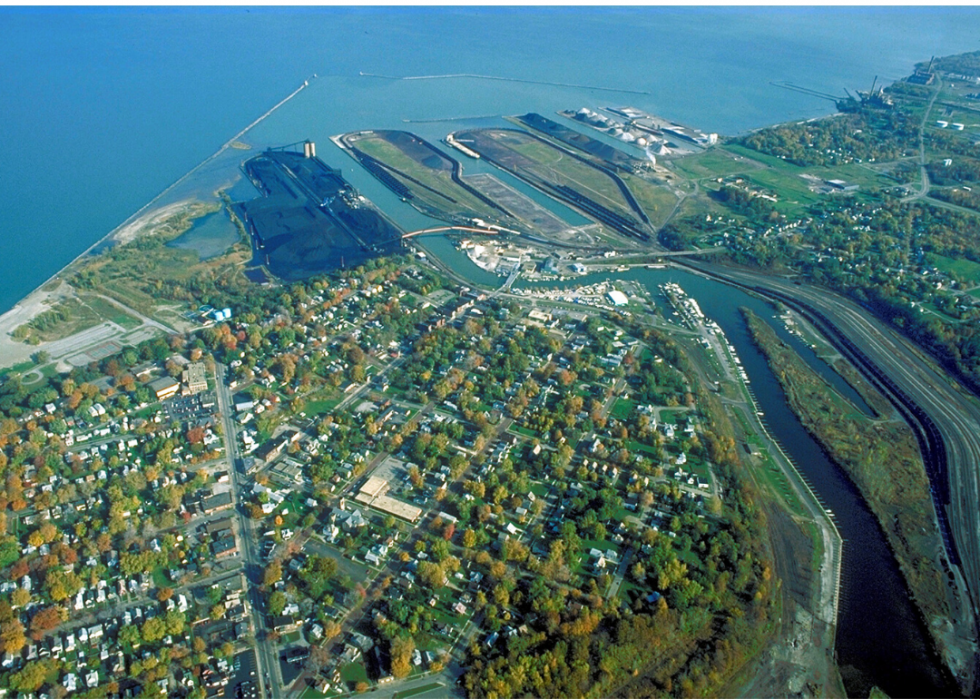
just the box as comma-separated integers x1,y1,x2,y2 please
141,617,166,644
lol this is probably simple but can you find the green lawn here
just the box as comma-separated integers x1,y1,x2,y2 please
79,293,143,329
626,440,661,457
670,149,761,179
722,144,805,172
928,253,980,284
339,661,369,686
304,395,344,417
609,398,635,420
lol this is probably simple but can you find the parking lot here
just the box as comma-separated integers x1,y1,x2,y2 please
225,650,259,699
163,391,217,423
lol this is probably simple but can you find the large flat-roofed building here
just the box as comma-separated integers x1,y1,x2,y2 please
607,290,629,307
182,362,208,395
353,491,422,523
354,476,421,522
149,377,180,401
360,476,390,500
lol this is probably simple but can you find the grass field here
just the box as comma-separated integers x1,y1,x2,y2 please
620,173,679,228
722,144,804,171
670,149,762,179
739,169,823,216
927,252,980,284
11,292,143,344
507,137,632,212
65,200,250,322
354,136,497,220
718,144,892,216
78,294,142,329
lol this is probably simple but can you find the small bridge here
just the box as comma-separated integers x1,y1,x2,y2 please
402,225,502,240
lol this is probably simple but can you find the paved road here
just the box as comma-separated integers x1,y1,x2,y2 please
902,76,942,204
216,363,281,699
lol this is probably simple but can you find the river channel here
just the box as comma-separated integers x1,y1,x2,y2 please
419,237,956,697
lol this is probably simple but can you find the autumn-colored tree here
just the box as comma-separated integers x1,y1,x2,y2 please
389,635,415,679
0,620,26,653
30,606,63,637
263,560,282,587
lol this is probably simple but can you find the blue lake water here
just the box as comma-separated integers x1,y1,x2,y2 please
167,209,241,261
3,7,980,314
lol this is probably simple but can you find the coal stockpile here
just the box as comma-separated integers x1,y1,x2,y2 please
236,150,403,281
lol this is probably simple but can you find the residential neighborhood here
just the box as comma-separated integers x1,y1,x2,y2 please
0,257,757,698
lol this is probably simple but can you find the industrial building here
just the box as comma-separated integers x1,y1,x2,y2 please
353,477,422,522
607,290,630,306
149,377,180,401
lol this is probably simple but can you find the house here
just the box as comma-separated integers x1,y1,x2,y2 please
64,673,78,693
350,632,374,651
234,395,256,413
365,543,389,566
330,506,367,532
271,616,298,634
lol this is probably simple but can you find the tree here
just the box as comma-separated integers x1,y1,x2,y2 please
119,625,141,648
417,561,446,589
141,617,166,644
164,610,186,636
389,635,415,679
263,560,282,587
9,659,56,692
268,591,286,616
0,620,26,653
30,606,63,638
